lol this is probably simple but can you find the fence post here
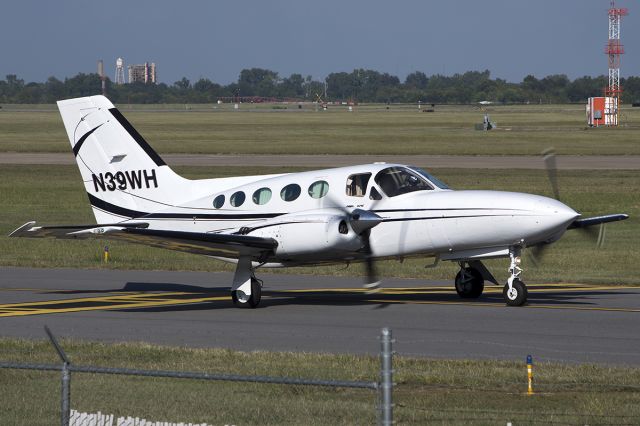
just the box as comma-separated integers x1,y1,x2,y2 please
61,361,70,426
44,326,71,426
380,327,393,426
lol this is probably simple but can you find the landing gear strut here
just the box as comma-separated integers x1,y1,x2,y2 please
231,256,262,308
503,248,528,306
455,263,484,298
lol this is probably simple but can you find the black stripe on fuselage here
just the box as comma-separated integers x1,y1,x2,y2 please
88,194,147,218
87,193,285,220
73,124,103,157
108,108,167,167
382,214,508,223
373,208,528,213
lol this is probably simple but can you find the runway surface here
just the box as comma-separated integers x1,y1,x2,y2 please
1,267,638,365
2,153,639,169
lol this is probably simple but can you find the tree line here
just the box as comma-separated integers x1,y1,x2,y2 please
1,68,639,104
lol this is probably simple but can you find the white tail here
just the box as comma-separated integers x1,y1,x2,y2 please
57,96,192,223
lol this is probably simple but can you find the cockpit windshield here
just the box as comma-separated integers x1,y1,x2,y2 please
374,167,434,197
409,167,450,190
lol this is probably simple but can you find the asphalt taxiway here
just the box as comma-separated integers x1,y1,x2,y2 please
0,267,638,365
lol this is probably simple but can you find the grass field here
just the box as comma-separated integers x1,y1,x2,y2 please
1,338,639,425
1,164,637,284
1,104,640,155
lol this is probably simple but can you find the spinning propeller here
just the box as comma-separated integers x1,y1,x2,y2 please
529,148,624,265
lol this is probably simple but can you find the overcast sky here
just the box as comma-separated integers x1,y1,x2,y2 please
1,0,637,85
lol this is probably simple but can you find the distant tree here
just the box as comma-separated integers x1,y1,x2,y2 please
279,73,305,98
567,76,607,103
325,72,353,100
64,73,102,98
1,70,639,104
622,76,640,103
43,77,65,102
238,68,279,97
174,77,191,89
405,71,428,89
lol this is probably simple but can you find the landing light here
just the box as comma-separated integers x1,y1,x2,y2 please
515,256,522,265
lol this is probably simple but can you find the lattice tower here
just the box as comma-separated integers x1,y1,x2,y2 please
604,1,628,125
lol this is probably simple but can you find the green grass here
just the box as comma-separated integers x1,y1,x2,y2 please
0,164,637,284
1,104,640,155
0,338,638,425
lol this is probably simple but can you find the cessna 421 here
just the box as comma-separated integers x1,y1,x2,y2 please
10,95,628,308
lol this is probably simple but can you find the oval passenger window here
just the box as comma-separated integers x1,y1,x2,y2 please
280,184,301,202
308,180,329,199
230,191,246,207
213,194,225,209
252,187,272,205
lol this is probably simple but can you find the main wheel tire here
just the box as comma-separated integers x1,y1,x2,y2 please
503,279,528,306
232,278,262,308
455,267,485,298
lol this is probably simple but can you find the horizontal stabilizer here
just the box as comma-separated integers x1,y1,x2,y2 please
568,214,629,229
9,222,149,238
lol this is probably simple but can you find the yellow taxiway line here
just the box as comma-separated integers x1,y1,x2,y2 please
0,283,638,317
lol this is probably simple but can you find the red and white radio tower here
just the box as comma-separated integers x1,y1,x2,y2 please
604,0,628,126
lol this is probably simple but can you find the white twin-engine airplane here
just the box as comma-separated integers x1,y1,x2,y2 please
11,95,628,308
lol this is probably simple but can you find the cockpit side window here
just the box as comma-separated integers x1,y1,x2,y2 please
346,173,371,197
409,166,450,189
369,187,382,200
374,167,433,197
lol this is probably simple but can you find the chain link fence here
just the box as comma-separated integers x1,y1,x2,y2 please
0,326,393,426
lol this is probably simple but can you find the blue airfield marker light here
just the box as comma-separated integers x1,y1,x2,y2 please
527,354,534,395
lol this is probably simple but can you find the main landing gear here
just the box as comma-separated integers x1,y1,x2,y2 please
231,256,262,308
454,263,485,298
503,248,528,306
231,276,262,308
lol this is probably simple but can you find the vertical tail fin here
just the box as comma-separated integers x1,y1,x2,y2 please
57,95,190,223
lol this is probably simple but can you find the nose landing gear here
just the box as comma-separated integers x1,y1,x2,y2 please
504,248,528,306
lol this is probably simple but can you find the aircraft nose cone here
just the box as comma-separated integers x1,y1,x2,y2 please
537,197,580,228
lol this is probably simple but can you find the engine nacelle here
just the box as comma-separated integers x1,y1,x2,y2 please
249,211,363,258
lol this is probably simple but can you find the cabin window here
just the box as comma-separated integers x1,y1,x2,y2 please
252,187,272,205
346,173,371,197
212,194,225,209
280,184,301,202
375,167,433,197
230,191,246,207
308,180,329,199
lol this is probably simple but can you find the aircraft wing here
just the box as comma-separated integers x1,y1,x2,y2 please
9,222,278,259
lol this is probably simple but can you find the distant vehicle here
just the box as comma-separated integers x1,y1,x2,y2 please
478,101,493,105
11,96,628,308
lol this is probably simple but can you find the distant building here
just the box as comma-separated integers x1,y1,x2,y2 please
127,62,157,84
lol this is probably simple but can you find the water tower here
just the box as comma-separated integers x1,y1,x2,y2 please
115,57,126,85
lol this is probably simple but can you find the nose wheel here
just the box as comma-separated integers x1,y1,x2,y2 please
503,278,527,306
503,248,528,306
